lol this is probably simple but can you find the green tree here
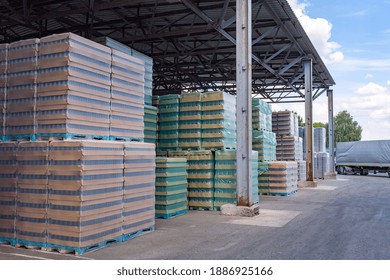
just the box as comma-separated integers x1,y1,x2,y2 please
334,110,362,144
298,115,305,127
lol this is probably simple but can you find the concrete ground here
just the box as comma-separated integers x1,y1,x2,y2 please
1,174,389,260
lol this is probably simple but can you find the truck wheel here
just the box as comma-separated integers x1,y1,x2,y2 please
340,166,346,175
388,169,390,178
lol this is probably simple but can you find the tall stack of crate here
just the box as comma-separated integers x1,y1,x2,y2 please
268,161,298,195
132,50,153,106
110,49,145,141
187,151,215,210
297,160,307,182
37,33,111,140
314,127,326,153
15,141,49,247
201,91,236,150
47,140,124,253
0,44,7,140
299,127,306,159
157,95,180,151
273,110,303,161
252,98,276,197
0,142,17,243
6,39,39,140
123,142,156,239
258,162,270,195
314,152,329,179
253,130,277,162
144,105,158,144
214,150,258,210
178,92,202,150
155,157,188,219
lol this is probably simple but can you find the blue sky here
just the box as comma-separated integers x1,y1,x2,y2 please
275,0,390,140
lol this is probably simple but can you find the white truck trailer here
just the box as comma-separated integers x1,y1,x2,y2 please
336,140,390,177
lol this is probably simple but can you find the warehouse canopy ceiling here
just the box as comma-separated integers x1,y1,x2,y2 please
0,0,335,103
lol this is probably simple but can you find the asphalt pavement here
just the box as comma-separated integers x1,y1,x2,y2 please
1,174,389,260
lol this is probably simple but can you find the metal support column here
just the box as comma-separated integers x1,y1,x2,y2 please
327,89,335,172
236,0,253,206
304,59,314,182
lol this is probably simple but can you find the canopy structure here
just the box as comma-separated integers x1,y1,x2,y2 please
0,0,335,102
0,0,337,205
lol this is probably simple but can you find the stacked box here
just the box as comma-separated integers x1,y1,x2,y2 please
155,157,188,219
132,50,153,106
272,110,298,137
214,150,258,210
253,130,277,162
157,95,180,151
110,50,145,141
47,140,124,252
258,162,270,195
268,161,298,195
314,152,329,179
187,151,215,210
314,127,326,153
123,142,155,238
276,136,303,161
252,98,272,131
37,33,111,139
201,91,236,150
179,92,202,149
0,44,7,140
5,39,39,139
297,160,306,182
144,105,157,144
0,142,17,242
15,141,49,246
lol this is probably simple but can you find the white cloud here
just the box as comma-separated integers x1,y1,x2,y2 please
287,0,344,65
365,73,373,79
387,81,390,85
356,82,387,95
336,82,390,139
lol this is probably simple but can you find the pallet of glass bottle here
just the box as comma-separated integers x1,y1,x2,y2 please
155,184,187,196
158,130,179,140
180,92,201,103
158,121,179,131
179,119,201,129
178,139,202,150
156,140,179,150
155,175,188,187
187,159,214,171
201,91,236,106
201,139,236,150
188,198,214,210
155,203,188,219
156,157,187,167
187,176,213,188
158,94,180,105
297,160,306,181
155,192,187,206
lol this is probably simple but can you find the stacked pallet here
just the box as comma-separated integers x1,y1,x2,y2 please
123,142,156,239
37,33,111,140
178,92,202,150
5,39,39,140
252,98,272,131
276,136,303,161
272,110,299,136
299,127,306,159
201,91,236,150
258,162,270,195
15,141,49,247
155,157,188,219
314,152,329,179
214,150,258,210
0,44,7,139
47,140,124,253
297,160,307,182
253,130,277,162
110,49,145,141
132,50,153,106
187,151,215,210
144,105,158,144
157,95,180,151
0,142,17,243
314,127,326,153
268,161,298,195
